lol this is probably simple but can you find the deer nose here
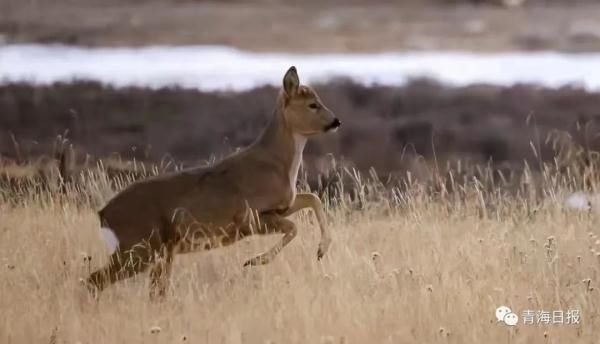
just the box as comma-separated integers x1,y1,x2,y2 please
324,118,341,132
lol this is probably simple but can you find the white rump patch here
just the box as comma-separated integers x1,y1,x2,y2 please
100,227,119,254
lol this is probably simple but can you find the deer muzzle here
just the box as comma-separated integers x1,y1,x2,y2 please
324,118,341,132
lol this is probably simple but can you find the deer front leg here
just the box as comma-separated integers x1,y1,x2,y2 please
281,193,331,260
243,215,297,267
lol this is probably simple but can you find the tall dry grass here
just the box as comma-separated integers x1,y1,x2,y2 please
0,158,599,343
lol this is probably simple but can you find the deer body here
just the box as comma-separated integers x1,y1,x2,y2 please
86,67,340,298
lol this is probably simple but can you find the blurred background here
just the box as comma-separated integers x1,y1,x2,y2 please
2,0,600,187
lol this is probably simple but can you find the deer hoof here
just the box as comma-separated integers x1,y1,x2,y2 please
317,240,330,260
243,258,259,267
317,248,325,260
243,255,269,267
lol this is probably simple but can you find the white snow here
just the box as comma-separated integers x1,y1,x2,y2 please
1,44,600,91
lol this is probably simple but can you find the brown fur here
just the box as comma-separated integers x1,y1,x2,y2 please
85,66,340,298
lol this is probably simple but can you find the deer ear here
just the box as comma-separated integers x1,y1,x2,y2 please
283,66,299,97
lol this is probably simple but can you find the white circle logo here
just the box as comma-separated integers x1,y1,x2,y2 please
503,312,519,326
496,306,512,322
495,306,519,326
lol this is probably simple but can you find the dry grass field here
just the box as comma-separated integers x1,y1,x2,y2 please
1,159,599,343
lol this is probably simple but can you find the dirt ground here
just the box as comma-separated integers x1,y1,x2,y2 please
3,1,600,52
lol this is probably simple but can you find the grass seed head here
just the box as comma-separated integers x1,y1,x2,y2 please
80,252,91,262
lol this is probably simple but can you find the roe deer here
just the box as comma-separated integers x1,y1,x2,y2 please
86,66,341,298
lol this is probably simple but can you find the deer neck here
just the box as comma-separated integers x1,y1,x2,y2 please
255,108,307,189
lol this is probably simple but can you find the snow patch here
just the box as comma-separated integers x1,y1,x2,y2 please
1,44,600,91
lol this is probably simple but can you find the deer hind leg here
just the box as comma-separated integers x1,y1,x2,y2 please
149,243,174,301
243,215,297,267
85,242,155,297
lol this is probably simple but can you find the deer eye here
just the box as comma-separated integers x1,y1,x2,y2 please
308,103,319,109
